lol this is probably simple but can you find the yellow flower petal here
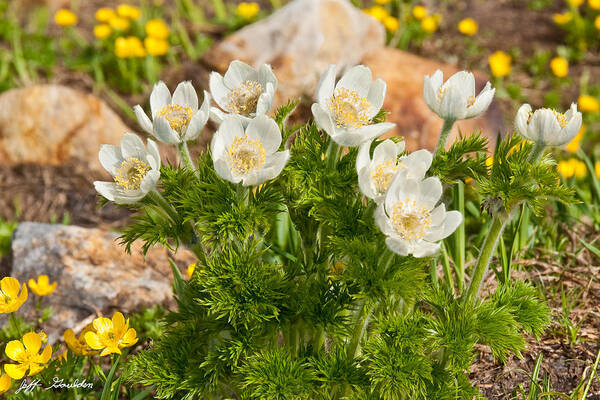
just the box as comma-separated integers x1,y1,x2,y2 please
0,373,11,394
36,345,52,364
4,363,27,380
93,317,113,334
84,331,104,350
5,340,25,361
1,277,20,298
28,363,44,376
23,332,42,354
121,328,139,347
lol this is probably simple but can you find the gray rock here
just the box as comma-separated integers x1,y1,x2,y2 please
3,222,195,343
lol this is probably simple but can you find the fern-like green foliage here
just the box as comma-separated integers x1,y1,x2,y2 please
122,118,557,399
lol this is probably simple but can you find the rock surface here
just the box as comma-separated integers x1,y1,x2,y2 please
0,85,129,172
3,222,195,343
362,48,504,151
203,0,385,106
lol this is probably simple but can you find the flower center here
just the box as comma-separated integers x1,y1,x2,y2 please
551,110,568,128
328,88,372,129
391,199,432,241
226,80,264,116
114,157,151,190
157,104,193,133
227,134,266,176
371,159,399,194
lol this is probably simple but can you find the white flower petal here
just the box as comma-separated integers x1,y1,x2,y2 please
258,64,277,90
531,109,561,145
336,65,373,98
146,139,161,170
356,141,372,174
243,150,289,186
150,81,172,117
311,103,336,138
216,115,246,147
385,237,410,256
139,169,160,194
256,83,275,115
246,115,281,154
183,108,209,142
465,83,495,119
515,104,532,140
121,133,147,159
209,72,230,110
554,110,582,146
411,240,441,258
224,60,257,88
152,117,181,144
214,157,239,183
134,105,154,135
371,139,398,165
358,166,377,200
316,65,336,105
210,106,227,125
94,181,118,202
98,144,122,176
172,81,198,111
367,78,386,118
418,177,442,209
446,71,476,97
439,84,464,120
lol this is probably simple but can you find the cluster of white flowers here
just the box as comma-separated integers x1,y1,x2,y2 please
95,60,582,258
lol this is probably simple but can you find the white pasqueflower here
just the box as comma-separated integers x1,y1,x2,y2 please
423,70,495,121
356,140,434,203
311,64,395,147
375,173,462,258
134,81,210,144
514,103,582,146
209,60,277,125
211,115,289,186
94,133,161,205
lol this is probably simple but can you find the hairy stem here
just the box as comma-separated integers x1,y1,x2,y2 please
464,214,507,302
434,119,455,156
177,141,197,172
528,141,545,162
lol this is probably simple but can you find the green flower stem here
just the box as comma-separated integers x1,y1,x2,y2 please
528,141,546,162
346,298,372,360
9,312,22,338
464,214,508,303
100,353,122,400
148,190,179,223
434,119,455,156
326,141,341,170
177,141,197,172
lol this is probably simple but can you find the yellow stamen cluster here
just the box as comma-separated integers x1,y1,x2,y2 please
114,158,150,190
226,81,264,116
328,88,372,129
227,135,266,176
391,199,432,241
551,110,568,128
437,86,448,102
371,159,399,193
157,104,193,133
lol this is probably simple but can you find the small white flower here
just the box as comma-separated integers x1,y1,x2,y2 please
515,103,582,146
375,173,462,258
209,60,277,125
423,70,495,121
134,81,210,144
211,115,289,186
311,65,395,147
94,133,161,205
356,140,434,203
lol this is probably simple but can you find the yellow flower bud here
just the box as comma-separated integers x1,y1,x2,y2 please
458,18,478,36
595,15,600,30
421,16,438,33
117,4,141,20
557,160,575,178
553,12,572,25
363,6,388,22
572,159,587,178
488,51,512,78
578,95,600,113
383,16,399,32
568,0,584,6
595,161,600,179
236,2,260,20
145,19,170,39
549,56,569,78
144,37,169,56
412,5,427,20
55,9,77,27
95,8,116,23
590,0,600,9
94,24,112,40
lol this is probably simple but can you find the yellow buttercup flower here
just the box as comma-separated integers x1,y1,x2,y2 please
117,4,141,20
557,160,575,178
28,275,57,297
590,0,600,9
115,37,146,58
144,37,169,56
383,16,400,31
594,161,600,179
0,372,10,395
187,263,196,279
578,95,600,112
145,19,170,39
4,332,52,379
64,324,99,356
109,16,130,30
85,312,138,356
553,12,572,25
94,24,112,39
566,124,584,153
595,15,600,30
54,9,77,27
488,51,511,78
571,159,587,178
96,8,116,23
236,2,260,20
364,6,388,22
568,0,584,6
421,15,438,33
458,18,478,36
0,277,28,314
412,5,427,20
550,56,569,78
